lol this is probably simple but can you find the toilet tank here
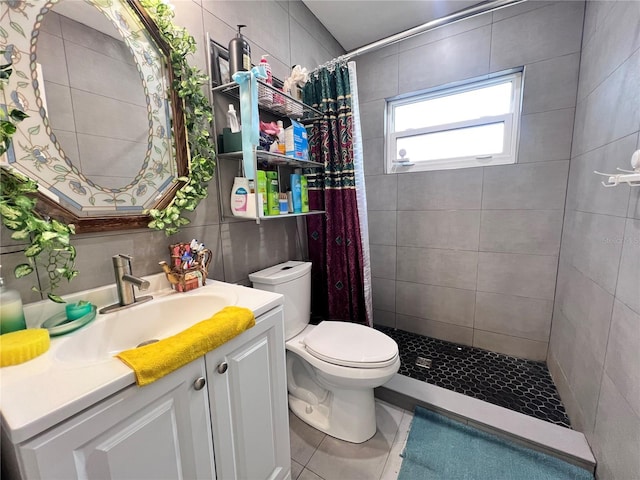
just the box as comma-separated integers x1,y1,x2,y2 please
249,261,312,340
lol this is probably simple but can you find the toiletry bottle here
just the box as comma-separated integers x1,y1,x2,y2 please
0,271,27,334
279,193,289,214
266,171,280,216
277,120,286,155
229,25,251,76
301,175,309,213
227,104,240,133
290,173,302,213
230,177,250,216
257,170,268,217
287,190,294,213
259,55,273,104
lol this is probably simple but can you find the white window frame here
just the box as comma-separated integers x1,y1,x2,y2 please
385,71,523,174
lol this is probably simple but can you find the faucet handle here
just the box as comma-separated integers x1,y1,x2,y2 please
112,254,134,272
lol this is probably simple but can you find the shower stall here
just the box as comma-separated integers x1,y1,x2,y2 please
376,326,570,427
350,0,585,432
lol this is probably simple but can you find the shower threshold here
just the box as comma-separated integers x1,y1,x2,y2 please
375,326,571,427
376,374,595,473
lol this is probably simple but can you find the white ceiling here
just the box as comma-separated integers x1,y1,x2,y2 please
302,0,484,52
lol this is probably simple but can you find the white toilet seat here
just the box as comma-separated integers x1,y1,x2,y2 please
303,321,399,368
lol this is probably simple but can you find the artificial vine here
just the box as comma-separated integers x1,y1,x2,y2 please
1,59,78,303
141,0,217,236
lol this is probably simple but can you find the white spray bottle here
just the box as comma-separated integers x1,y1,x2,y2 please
227,104,240,133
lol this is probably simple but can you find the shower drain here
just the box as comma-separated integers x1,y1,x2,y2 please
415,356,433,369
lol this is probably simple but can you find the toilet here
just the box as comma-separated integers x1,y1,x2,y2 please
249,261,400,443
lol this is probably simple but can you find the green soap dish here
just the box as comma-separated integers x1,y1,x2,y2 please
41,305,97,336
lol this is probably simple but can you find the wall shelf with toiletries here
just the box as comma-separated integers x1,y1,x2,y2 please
218,150,324,169
252,209,326,220
213,80,322,122
211,72,325,224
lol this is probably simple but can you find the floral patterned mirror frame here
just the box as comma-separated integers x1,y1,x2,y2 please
1,0,189,233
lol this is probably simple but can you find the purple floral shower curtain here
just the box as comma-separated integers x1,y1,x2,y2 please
303,63,370,326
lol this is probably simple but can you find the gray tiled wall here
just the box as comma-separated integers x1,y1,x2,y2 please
548,1,640,478
0,0,342,298
40,12,148,189
358,1,584,361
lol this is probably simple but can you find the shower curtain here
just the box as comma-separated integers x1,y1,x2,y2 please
302,60,372,327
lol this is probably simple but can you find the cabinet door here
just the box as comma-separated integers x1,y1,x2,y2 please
18,360,215,480
207,306,290,480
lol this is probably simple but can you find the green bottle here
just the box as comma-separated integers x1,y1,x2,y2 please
257,170,268,217
266,171,280,216
0,271,27,334
301,175,309,213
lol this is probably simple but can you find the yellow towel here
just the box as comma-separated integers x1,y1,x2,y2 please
116,306,255,386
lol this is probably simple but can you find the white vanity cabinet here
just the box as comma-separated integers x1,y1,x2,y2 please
15,359,215,480
4,300,291,480
206,305,291,480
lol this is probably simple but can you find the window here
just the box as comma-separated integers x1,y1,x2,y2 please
385,72,522,173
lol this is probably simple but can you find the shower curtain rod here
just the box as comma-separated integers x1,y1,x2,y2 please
342,0,527,60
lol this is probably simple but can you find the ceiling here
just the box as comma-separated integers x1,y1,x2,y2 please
302,0,484,52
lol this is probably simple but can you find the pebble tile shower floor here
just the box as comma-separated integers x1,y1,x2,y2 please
376,326,571,428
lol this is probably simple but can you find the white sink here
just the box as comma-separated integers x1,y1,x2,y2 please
56,291,238,364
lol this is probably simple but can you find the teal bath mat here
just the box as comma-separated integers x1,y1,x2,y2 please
398,407,593,480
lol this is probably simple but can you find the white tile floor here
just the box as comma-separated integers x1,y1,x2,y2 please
289,400,413,480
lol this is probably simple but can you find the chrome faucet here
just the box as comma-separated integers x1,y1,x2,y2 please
100,254,153,314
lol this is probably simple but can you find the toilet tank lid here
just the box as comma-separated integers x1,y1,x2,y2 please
249,261,312,285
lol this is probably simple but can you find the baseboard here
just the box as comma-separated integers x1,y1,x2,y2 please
375,374,596,473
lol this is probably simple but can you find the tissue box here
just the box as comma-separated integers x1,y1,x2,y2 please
222,127,242,153
285,120,308,161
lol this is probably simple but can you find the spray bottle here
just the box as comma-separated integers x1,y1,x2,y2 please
259,55,273,104
227,104,240,133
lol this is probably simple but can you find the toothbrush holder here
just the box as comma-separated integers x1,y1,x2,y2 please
166,243,212,292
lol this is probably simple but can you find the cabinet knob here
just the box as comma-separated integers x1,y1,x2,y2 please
217,362,228,374
193,377,206,390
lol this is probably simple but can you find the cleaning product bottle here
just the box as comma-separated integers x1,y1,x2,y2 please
229,25,251,76
277,120,286,155
290,173,302,213
227,104,240,133
301,175,309,213
256,170,268,217
259,55,273,104
0,270,27,334
230,177,250,216
266,171,280,216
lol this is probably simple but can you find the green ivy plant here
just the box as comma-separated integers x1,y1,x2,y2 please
141,0,217,236
1,58,78,303
0,168,78,303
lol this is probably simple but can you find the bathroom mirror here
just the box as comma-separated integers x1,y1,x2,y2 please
1,0,188,232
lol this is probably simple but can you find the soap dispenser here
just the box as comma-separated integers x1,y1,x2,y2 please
229,25,251,76
0,267,27,334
